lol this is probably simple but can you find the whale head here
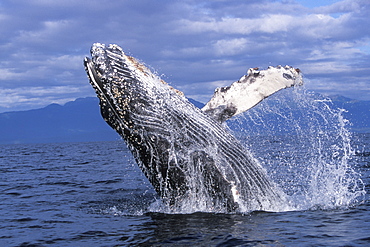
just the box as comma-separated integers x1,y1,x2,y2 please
85,43,177,133
84,43,188,142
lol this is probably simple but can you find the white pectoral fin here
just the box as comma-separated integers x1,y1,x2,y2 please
201,66,303,123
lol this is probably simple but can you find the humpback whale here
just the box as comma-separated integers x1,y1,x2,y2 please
84,43,302,212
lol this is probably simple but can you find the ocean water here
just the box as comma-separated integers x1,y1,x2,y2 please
0,133,369,246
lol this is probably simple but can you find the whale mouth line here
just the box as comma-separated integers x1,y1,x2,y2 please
84,57,104,92
84,57,128,130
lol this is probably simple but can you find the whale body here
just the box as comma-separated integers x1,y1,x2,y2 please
84,43,302,212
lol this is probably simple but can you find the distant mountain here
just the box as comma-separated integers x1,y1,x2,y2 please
0,97,118,144
329,95,370,133
188,98,205,109
0,96,369,144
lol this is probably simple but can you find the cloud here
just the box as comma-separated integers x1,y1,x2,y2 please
0,0,370,113
176,11,363,44
213,38,250,56
176,14,296,35
315,0,369,14
308,78,370,101
15,19,74,45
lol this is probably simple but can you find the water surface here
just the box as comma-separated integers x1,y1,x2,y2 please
1,135,369,246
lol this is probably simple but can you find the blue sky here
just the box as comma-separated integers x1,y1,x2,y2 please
0,0,369,113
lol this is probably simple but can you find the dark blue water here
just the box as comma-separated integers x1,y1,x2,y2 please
1,134,369,246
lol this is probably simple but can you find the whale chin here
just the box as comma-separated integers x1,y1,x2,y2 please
84,43,302,213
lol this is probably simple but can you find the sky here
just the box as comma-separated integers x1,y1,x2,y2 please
0,0,369,113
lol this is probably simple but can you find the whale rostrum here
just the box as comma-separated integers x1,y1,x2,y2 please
84,43,302,212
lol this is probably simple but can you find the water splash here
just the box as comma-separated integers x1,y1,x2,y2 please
228,86,366,211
